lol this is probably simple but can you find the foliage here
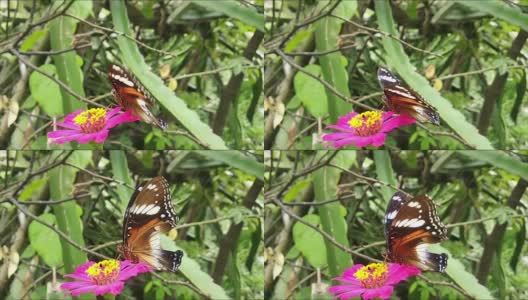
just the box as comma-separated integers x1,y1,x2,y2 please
0,150,264,299
264,0,528,150
265,150,528,299
0,0,264,149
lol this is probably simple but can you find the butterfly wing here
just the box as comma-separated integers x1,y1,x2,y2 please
122,176,183,272
384,191,411,238
377,67,440,125
108,64,167,130
385,194,448,272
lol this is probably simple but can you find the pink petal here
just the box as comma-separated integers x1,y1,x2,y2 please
68,284,99,296
75,132,105,144
381,111,395,120
47,129,81,138
60,281,92,290
55,121,80,130
334,288,365,300
327,124,355,132
381,114,416,132
105,110,140,129
105,106,124,119
362,285,393,300
385,263,421,285
48,132,88,144
118,262,152,281
322,132,357,141
93,130,109,143
334,265,364,282
369,132,387,147
330,135,367,148
328,284,361,294
63,272,91,281
94,281,124,296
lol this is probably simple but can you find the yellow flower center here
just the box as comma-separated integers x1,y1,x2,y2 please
347,111,383,136
85,259,120,285
73,108,107,133
354,263,388,289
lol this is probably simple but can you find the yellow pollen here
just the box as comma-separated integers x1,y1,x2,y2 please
348,111,382,128
73,108,107,126
86,259,120,277
354,263,388,281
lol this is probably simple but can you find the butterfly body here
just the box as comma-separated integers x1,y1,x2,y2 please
108,64,167,130
120,176,183,272
384,191,448,272
377,67,440,125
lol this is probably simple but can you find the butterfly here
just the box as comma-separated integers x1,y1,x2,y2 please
108,64,167,130
384,191,448,272
118,176,183,272
377,67,440,125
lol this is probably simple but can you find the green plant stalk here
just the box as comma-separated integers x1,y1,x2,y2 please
314,1,353,123
313,151,353,276
109,0,228,149
374,0,494,149
110,151,134,214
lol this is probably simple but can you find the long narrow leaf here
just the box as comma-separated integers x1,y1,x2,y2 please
313,151,354,276
456,0,528,31
457,151,528,180
190,0,264,32
195,150,264,181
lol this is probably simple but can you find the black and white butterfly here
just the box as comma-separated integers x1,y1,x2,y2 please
117,176,183,272
384,191,448,272
108,64,167,130
377,67,440,125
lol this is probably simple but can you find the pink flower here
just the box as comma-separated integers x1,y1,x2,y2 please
322,111,415,148
328,263,421,300
47,106,140,144
60,259,151,296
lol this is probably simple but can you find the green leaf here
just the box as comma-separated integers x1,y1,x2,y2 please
313,151,354,276
457,151,528,181
29,64,63,117
161,236,229,299
195,150,264,180
110,151,135,214
292,214,327,268
19,178,47,201
190,0,264,32
28,213,63,268
373,150,397,202
314,1,354,123
374,0,494,149
455,0,528,31
428,244,494,299
20,29,48,52
49,3,87,114
294,64,328,118
109,0,227,149
284,178,311,202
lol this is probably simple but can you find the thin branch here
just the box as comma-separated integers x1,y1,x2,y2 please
274,49,375,111
8,197,109,260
